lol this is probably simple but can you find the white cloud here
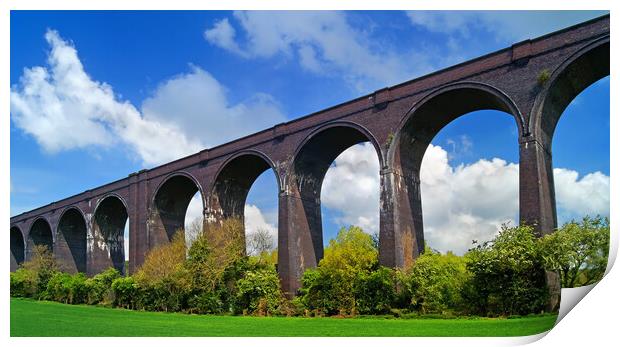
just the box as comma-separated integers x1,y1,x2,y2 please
142,66,286,148
10,30,202,166
205,11,432,91
321,143,609,255
244,204,278,248
203,18,246,56
420,145,519,254
554,169,610,223
322,143,381,234
406,11,607,42
11,29,286,167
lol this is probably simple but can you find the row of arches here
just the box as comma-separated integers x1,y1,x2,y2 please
10,196,129,274
11,39,609,283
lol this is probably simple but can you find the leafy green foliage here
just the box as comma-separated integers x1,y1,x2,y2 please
354,266,396,314
235,266,282,315
20,244,59,297
10,269,38,297
465,224,548,316
9,216,610,319
298,226,391,316
134,231,191,312
44,272,89,304
402,247,469,314
85,267,121,305
540,216,609,287
111,276,137,309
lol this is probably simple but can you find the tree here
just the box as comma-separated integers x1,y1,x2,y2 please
185,218,248,313
298,226,382,315
404,247,469,314
320,225,378,273
540,216,610,287
135,230,187,284
246,227,275,257
464,224,548,316
134,230,191,312
20,244,59,296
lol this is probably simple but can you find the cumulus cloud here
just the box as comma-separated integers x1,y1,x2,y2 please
10,30,202,166
322,143,381,234
321,143,609,255
204,11,432,91
554,169,610,223
142,66,285,148
406,11,607,42
244,204,278,245
11,29,285,167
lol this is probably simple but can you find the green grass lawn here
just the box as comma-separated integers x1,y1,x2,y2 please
10,298,557,337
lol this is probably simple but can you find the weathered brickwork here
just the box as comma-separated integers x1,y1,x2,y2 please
10,16,609,298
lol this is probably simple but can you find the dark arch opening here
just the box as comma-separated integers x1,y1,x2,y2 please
537,40,610,146
212,154,275,221
210,153,279,255
10,227,25,270
27,218,53,259
151,175,202,246
93,196,128,274
292,125,382,263
393,86,520,263
57,208,87,273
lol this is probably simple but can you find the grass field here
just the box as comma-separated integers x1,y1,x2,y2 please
10,298,557,337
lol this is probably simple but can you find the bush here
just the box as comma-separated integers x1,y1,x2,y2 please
20,244,59,297
235,266,282,315
187,291,224,314
45,272,89,304
540,216,610,287
464,224,548,316
298,226,381,316
354,266,396,315
404,247,469,314
85,267,121,305
111,276,138,309
10,268,38,298
134,231,191,312
185,218,247,313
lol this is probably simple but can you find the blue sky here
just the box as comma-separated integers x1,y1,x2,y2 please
10,11,609,254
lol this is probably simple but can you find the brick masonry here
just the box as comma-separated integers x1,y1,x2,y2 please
10,16,610,298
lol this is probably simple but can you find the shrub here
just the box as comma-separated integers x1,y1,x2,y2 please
298,226,380,316
464,224,548,316
111,276,137,309
134,231,191,312
10,268,38,298
185,218,247,313
540,216,610,287
235,266,282,315
44,272,89,304
187,291,224,314
405,247,469,314
85,267,121,305
20,244,59,297
354,266,396,314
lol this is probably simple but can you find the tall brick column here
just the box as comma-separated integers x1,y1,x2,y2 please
128,171,149,274
379,167,424,269
277,189,321,296
519,134,560,312
519,135,557,235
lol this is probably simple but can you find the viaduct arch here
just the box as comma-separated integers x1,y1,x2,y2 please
9,16,609,296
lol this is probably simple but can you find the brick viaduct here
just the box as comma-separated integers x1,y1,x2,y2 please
10,16,609,295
